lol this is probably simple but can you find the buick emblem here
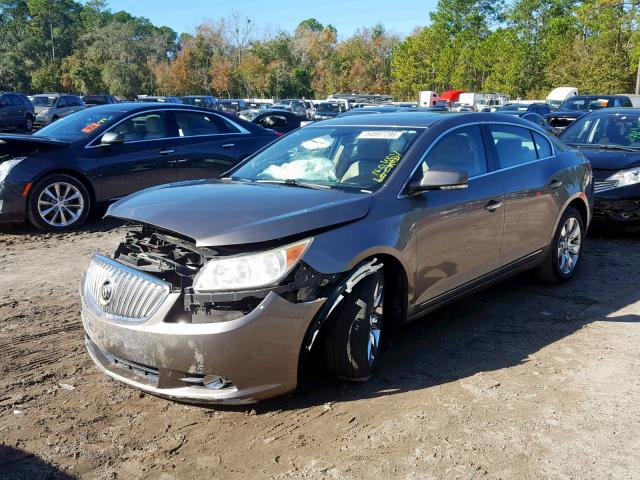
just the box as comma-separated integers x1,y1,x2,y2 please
99,279,113,306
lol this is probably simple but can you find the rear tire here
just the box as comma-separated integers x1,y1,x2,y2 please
27,174,91,232
323,269,385,381
536,207,584,283
22,115,33,132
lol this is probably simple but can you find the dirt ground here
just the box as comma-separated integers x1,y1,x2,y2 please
0,220,639,480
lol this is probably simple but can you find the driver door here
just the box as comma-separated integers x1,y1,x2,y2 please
87,111,179,200
410,125,505,305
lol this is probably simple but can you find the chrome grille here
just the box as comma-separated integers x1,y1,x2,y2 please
594,180,619,193
84,254,171,322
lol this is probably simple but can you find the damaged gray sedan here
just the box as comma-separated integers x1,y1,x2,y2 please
81,112,593,404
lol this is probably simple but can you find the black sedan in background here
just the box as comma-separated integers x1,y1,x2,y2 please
0,103,277,231
559,108,640,228
546,95,633,133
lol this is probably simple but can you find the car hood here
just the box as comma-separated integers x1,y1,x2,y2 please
106,180,372,247
34,106,53,114
579,148,640,171
0,135,69,159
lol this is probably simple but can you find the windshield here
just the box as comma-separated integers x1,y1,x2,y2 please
559,97,610,111
83,96,108,105
33,96,57,107
33,108,123,142
499,104,528,112
230,126,423,191
317,103,340,113
219,102,240,111
561,113,640,148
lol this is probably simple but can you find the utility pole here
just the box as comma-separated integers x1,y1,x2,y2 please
636,57,640,95
49,16,55,61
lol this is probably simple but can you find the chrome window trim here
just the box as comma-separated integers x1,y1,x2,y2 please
397,120,557,199
84,108,250,149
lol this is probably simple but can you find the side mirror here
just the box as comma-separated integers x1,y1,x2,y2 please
100,131,124,146
408,167,469,193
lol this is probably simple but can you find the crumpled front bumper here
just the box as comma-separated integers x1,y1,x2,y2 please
82,286,325,404
593,188,640,225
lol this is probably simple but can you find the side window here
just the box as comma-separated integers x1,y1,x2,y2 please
622,98,633,108
533,132,553,158
489,125,537,169
419,126,487,178
19,95,32,107
613,98,622,108
56,97,67,108
8,95,21,106
110,112,169,141
175,111,230,136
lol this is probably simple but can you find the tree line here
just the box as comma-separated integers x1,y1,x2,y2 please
1,0,639,101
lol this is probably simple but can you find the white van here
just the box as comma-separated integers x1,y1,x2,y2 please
546,87,578,109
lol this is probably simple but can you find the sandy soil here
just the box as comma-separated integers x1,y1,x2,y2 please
0,220,639,480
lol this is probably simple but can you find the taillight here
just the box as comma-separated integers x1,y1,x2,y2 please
274,132,284,137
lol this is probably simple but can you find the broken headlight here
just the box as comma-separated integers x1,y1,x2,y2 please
193,238,313,293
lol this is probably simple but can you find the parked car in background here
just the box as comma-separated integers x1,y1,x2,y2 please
217,99,246,115
545,95,633,133
272,99,307,118
248,110,301,135
32,93,85,126
246,101,273,110
137,95,183,104
303,100,315,120
181,96,218,110
0,92,35,132
559,108,640,228
314,102,347,120
80,112,592,404
82,94,119,106
0,103,277,231
498,103,551,117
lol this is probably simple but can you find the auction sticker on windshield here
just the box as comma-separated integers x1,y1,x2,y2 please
358,131,404,140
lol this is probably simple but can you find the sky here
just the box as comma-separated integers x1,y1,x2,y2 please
105,0,437,38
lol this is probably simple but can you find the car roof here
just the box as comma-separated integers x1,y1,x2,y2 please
313,112,539,129
82,102,224,113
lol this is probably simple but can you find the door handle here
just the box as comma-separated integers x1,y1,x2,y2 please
221,143,235,149
549,179,563,189
158,149,175,155
485,199,503,211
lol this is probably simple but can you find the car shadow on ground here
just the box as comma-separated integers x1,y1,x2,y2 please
0,445,77,480
0,216,125,236
247,230,639,413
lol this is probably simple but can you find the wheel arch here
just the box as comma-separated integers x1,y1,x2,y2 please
300,251,410,362
26,169,97,219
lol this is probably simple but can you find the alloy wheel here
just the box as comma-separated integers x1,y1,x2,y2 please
37,182,85,228
557,216,581,275
368,278,384,366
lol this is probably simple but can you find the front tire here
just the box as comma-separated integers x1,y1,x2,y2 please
27,174,91,231
536,207,584,283
323,269,385,381
22,115,33,132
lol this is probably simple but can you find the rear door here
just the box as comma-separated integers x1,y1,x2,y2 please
171,110,247,181
0,94,10,127
411,125,505,304
7,94,24,126
485,124,564,265
86,110,179,200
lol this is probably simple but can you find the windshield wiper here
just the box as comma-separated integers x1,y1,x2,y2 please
255,179,332,190
570,143,640,152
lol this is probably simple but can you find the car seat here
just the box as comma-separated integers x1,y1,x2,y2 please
338,139,392,182
144,116,166,139
601,121,630,145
